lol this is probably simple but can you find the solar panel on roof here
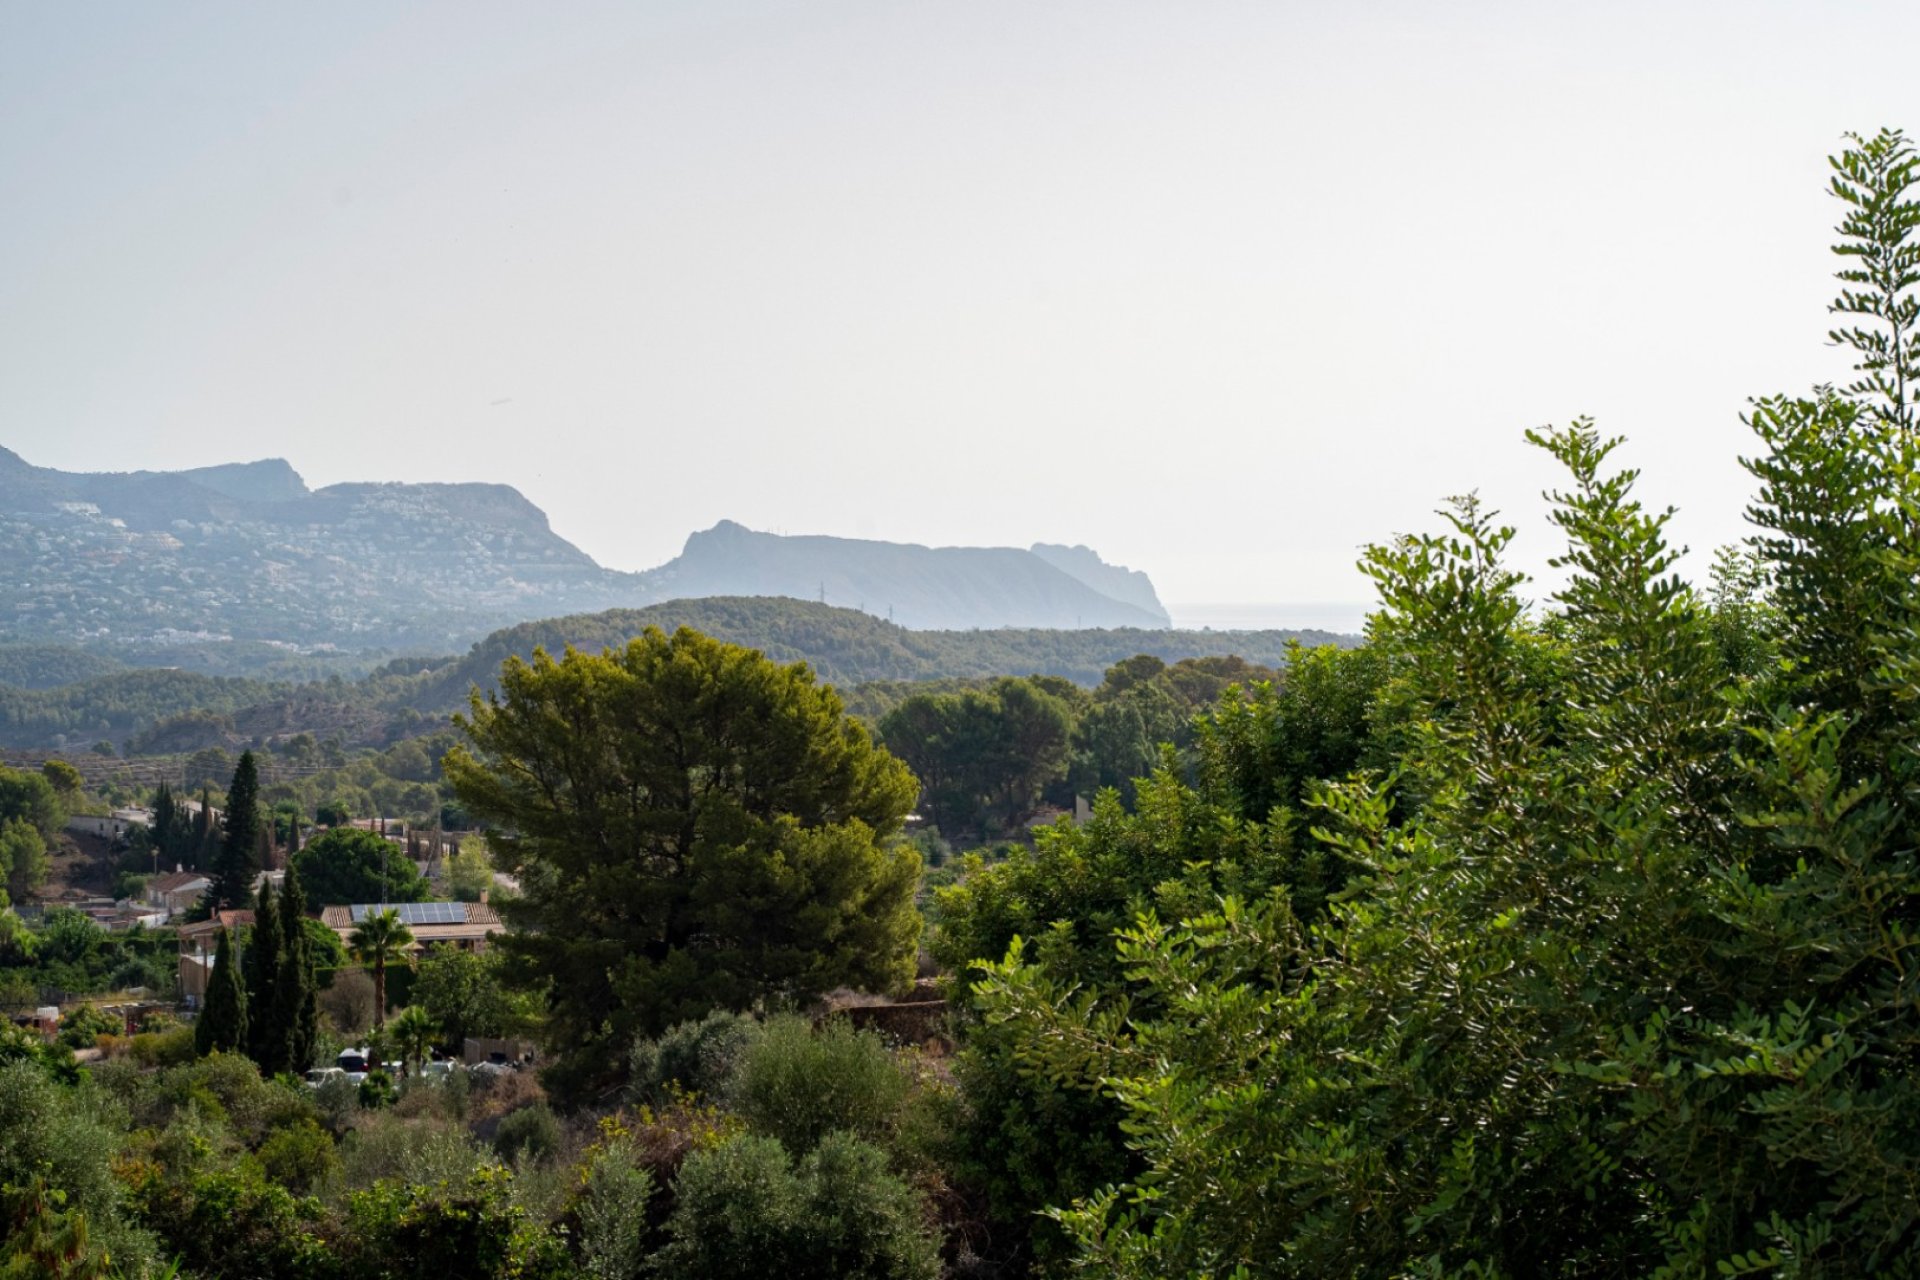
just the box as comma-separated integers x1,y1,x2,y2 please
347,902,467,926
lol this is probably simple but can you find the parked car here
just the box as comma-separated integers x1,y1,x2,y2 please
336,1047,371,1083
304,1067,347,1089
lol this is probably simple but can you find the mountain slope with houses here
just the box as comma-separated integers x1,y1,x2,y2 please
0,448,1170,650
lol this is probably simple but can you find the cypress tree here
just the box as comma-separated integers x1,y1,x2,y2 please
195,788,218,871
194,927,247,1056
244,879,284,1072
151,783,178,867
276,869,319,1072
210,752,261,911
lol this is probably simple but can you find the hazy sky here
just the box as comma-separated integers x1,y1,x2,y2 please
4,3,1914,618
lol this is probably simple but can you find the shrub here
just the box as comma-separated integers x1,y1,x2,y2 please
492,1102,561,1167
121,1155,332,1280
127,1024,196,1069
359,1069,397,1110
628,1009,763,1103
466,1064,544,1124
575,1126,656,1280
0,1061,157,1271
336,1112,494,1194
729,1015,911,1155
0,1177,116,1278
136,1052,316,1145
257,1116,341,1193
342,1166,567,1280
55,1004,118,1051
312,1072,361,1131
655,1130,938,1280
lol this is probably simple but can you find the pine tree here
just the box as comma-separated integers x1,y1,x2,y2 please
276,869,319,1073
194,927,247,1056
210,752,261,911
244,878,284,1072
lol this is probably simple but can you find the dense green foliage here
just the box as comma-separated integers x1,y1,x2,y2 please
413,946,533,1053
422,597,1340,705
234,872,321,1077
0,669,284,750
0,765,65,903
880,676,1081,837
290,828,431,907
0,910,176,1011
0,645,126,690
447,628,924,1102
0,597,1346,752
728,1015,914,1156
959,128,1920,1278
1,996,956,1280
656,1131,940,1280
876,656,1287,841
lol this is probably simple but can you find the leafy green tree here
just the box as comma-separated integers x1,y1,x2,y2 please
289,827,430,907
443,841,494,902
414,945,529,1052
1828,127,1918,432
349,907,414,1030
38,759,83,798
880,675,1076,836
965,130,1920,1278
183,746,232,792
208,751,261,911
577,1133,656,1280
1194,639,1391,831
934,766,1307,1262
36,909,101,969
0,766,65,843
445,627,922,1101
193,928,246,1056
628,1009,763,1103
341,1165,562,1279
0,817,49,903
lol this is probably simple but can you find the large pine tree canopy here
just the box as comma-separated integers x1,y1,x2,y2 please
444,625,923,1102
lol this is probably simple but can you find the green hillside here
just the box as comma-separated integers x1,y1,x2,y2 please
411,597,1350,710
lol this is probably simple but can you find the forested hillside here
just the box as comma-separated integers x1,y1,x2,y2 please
0,598,1347,749
410,596,1338,708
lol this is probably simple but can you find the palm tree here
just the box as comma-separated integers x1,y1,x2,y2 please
348,908,414,1030
390,1005,437,1079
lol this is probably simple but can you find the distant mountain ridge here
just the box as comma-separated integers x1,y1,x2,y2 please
0,447,1171,648
639,521,1169,630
